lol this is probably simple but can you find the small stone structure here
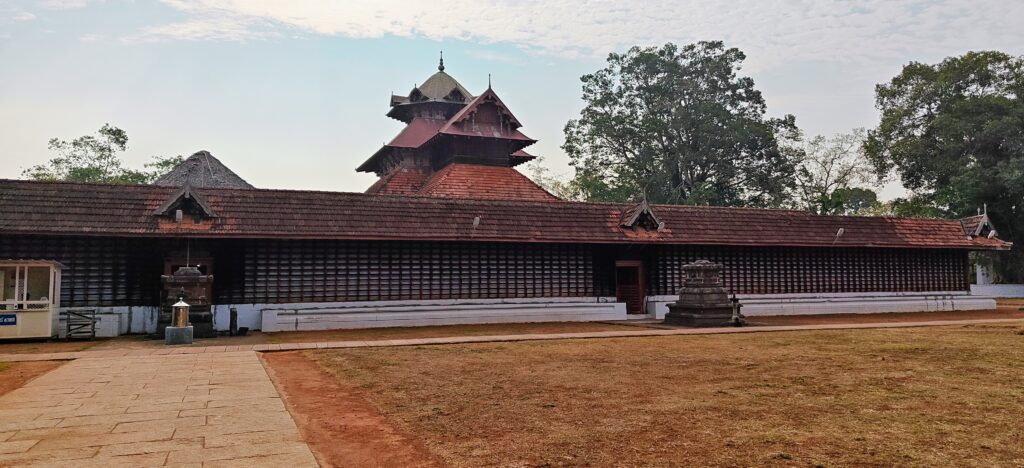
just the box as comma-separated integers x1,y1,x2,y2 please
665,260,744,327
164,298,193,345
160,266,214,338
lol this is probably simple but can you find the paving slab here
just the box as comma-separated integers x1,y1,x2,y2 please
0,352,319,467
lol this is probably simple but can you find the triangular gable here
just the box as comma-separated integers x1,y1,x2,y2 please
620,200,663,231
441,88,523,132
154,184,217,219
960,214,997,238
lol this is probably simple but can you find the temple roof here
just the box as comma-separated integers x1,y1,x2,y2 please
360,88,537,174
0,178,1010,250
389,56,473,110
153,151,253,189
418,69,473,102
366,163,557,201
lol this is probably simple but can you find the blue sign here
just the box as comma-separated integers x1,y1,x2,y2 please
0,314,15,326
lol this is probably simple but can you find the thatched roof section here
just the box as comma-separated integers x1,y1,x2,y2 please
153,151,253,189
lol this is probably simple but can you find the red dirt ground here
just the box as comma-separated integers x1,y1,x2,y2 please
261,351,443,468
0,361,63,397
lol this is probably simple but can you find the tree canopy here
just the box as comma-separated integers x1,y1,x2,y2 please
23,124,182,184
865,51,1024,281
563,41,800,207
794,129,879,215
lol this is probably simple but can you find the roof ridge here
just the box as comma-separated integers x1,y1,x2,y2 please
0,178,977,223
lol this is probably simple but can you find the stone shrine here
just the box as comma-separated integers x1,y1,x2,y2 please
664,260,743,327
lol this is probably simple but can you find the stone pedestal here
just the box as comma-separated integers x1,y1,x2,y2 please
665,260,744,327
165,325,193,345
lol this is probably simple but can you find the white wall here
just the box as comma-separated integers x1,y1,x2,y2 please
971,284,1024,298
246,297,625,332
646,292,995,318
58,306,159,338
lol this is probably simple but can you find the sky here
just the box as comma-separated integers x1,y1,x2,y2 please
1,1,1022,199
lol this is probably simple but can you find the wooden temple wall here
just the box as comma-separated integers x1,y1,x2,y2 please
0,235,163,307
216,239,601,304
0,235,969,308
648,245,970,295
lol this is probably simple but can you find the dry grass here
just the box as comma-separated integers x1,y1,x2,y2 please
311,323,1024,467
265,321,640,344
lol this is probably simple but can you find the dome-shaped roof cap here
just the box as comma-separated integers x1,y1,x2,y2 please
407,53,473,103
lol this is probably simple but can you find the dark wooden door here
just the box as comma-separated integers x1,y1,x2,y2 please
615,261,645,314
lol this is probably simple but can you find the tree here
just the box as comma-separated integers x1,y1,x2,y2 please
563,41,800,207
23,124,182,184
523,157,575,200
794,129,879,215
864,51,1024,281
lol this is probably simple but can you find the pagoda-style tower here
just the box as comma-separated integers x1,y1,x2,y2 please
358,56,557,201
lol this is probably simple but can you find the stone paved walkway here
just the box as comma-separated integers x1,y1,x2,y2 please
0,351,319,467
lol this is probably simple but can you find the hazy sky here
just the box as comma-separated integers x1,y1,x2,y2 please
1,1,1022,199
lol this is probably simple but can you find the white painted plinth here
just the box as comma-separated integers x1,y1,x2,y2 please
646,291,996,318
259,297,626,332
971,284,1024,298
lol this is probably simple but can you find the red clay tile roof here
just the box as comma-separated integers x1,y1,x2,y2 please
0,179,1009,250
365,167,430,196
359,88,536,173
417,164,557,201
437,90,534,148
383,118,447,148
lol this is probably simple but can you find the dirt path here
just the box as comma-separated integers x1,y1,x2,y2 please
0,360,63,397
261,351,444,468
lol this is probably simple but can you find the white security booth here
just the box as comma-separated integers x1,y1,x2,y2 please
0,260,62,340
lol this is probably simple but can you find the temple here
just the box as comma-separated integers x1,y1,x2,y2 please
360,56,554,201
0,58,1011,337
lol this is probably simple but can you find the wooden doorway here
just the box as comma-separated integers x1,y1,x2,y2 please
615,260,645,315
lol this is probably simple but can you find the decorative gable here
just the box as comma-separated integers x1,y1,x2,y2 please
444,88,523,131
620,200,664,231
961,213,998,239
154,184,217,223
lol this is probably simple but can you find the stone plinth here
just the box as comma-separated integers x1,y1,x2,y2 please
665,260,743,327
164,325,193,345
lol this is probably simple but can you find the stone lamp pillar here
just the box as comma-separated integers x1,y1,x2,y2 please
664,260,744,327
165,298,193,345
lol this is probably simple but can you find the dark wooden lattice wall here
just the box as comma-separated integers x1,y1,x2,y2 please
219,239,599,304
0,235,970,307
649,245,969,295
0,235,163,307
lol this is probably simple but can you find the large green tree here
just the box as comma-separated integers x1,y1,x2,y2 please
563,41,800,206
23,124,182,184
865,51,1024,281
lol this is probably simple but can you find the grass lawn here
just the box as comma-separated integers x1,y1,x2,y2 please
311,322,1024,467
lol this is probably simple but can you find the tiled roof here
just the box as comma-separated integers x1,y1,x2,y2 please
359,88,536,173
365,167,430,196
383,118,446,148
440,88,525,131
417,164,558,201
0,179,1009,250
